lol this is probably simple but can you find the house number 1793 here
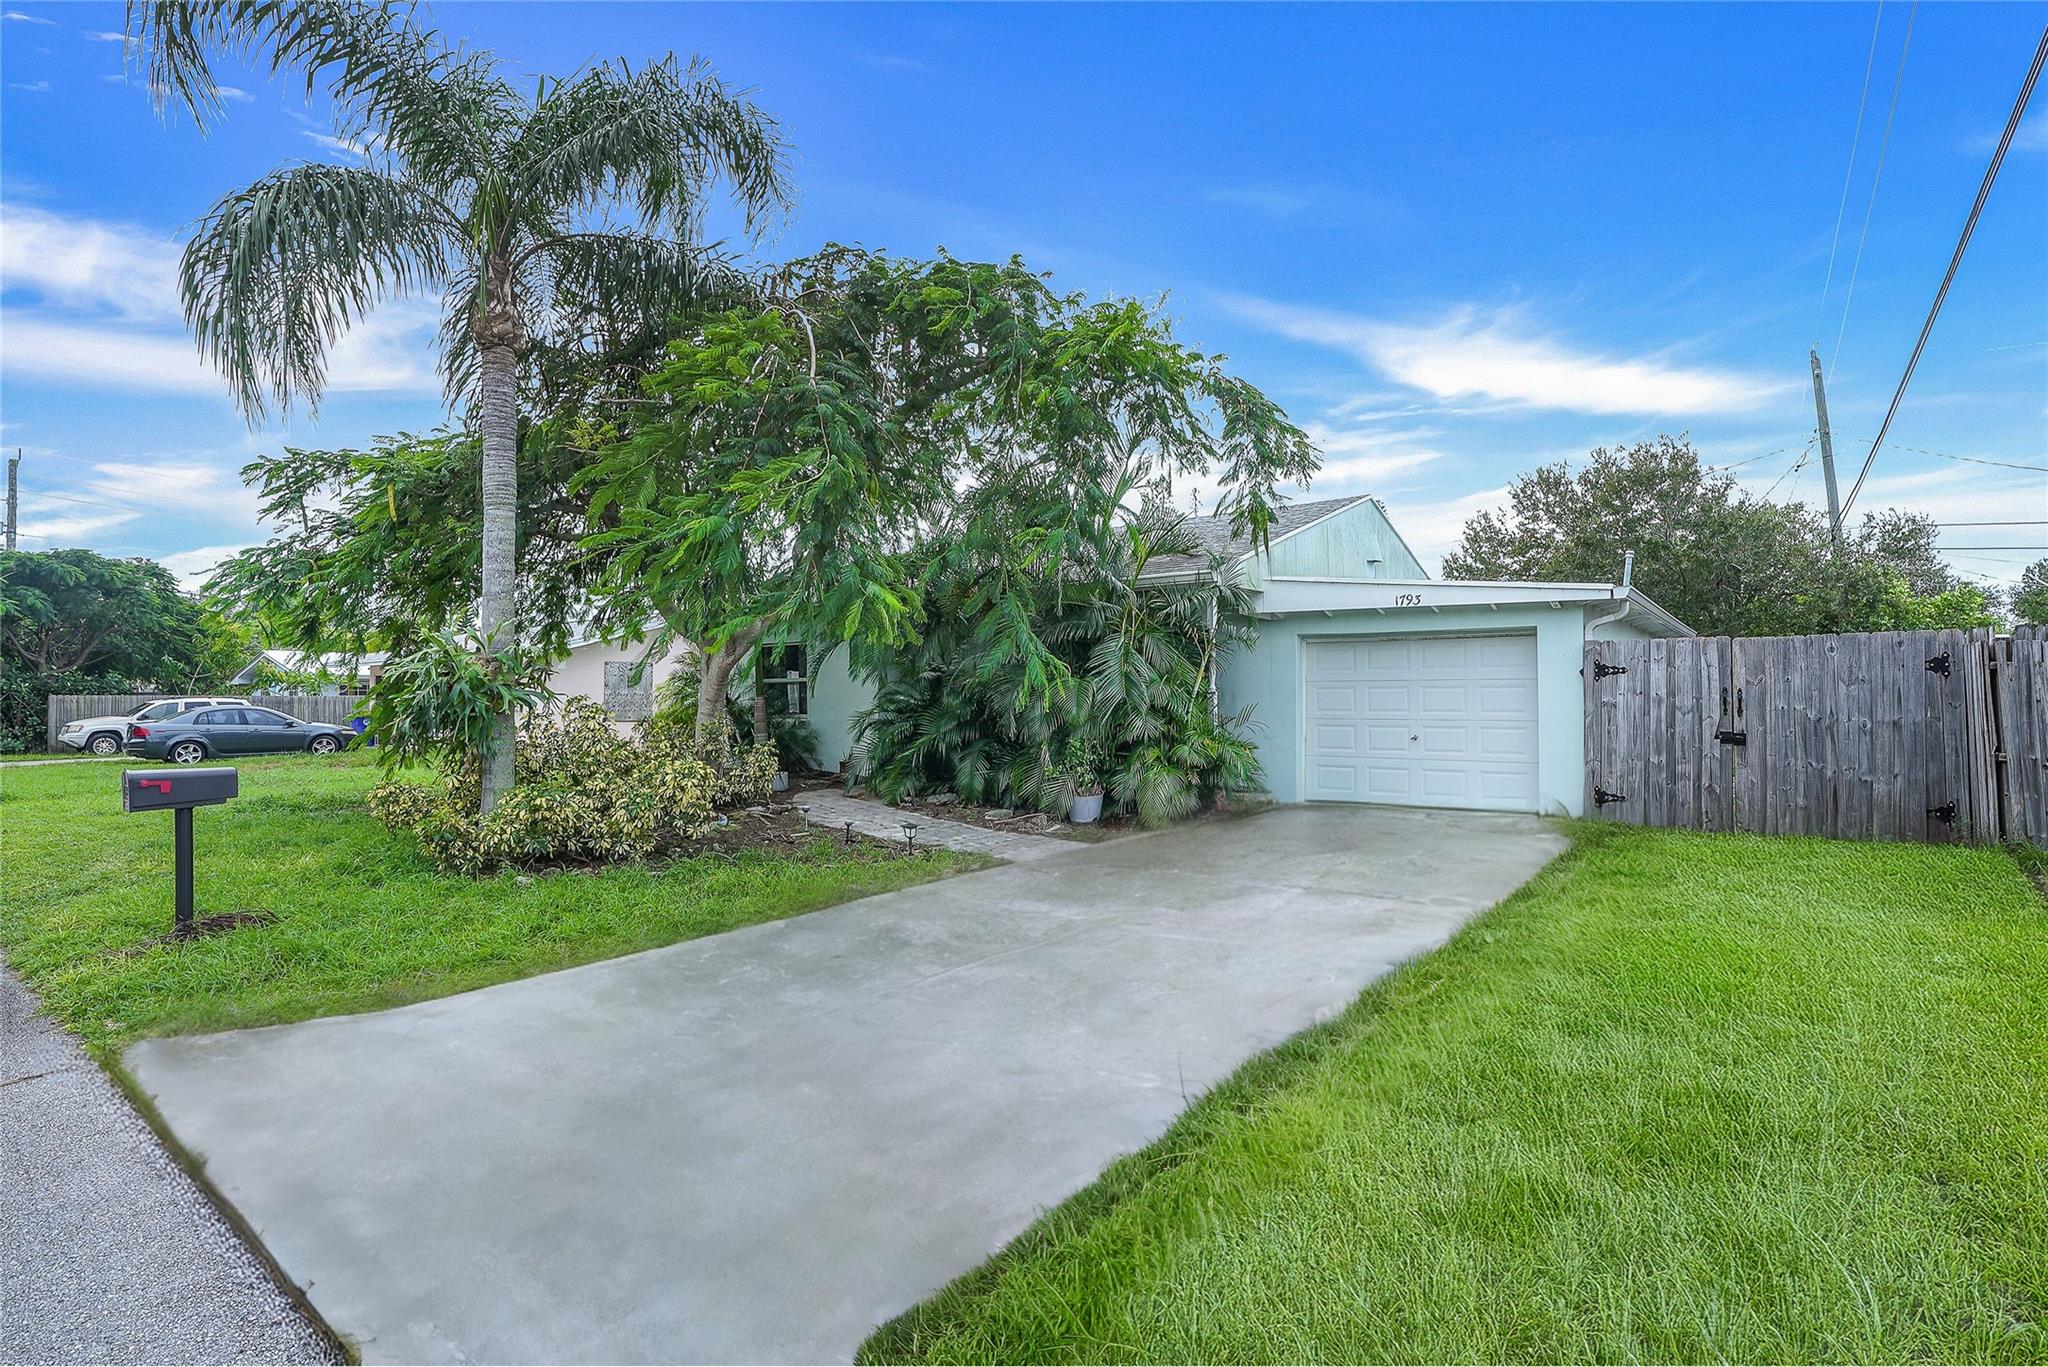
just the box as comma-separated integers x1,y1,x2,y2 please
1394,592,1423,607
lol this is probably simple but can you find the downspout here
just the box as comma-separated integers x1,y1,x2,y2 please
1585,549,1635,634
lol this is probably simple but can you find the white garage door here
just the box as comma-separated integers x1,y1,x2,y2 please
1302,634,1539,812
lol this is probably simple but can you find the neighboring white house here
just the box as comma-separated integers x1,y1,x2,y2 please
800,495,1691,817
231,649,390,694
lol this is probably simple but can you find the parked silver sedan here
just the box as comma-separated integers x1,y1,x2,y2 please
57,697,250,756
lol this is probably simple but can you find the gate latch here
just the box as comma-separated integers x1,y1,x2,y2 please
1593,786,1628,807
1927,801,1957,824
1592,660,1628,679
1925,650,1952,677
1714,728,1748,746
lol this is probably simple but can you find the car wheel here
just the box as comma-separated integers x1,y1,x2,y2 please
88,733,122,757
308,735,340,755
169,741,206,765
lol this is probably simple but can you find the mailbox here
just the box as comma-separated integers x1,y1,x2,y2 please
123,767,238,813
122,767,238,935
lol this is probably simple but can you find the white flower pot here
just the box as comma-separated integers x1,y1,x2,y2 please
1069,791,1104,824
772,771,790,792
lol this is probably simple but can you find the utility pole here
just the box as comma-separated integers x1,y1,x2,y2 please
1808,350,1844,546
4,449,19,552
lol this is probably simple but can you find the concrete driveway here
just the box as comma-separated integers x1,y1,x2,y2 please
127,806,1563,1364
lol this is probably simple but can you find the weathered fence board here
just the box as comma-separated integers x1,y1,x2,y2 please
1998,628,2048,845
45,692,367,751
1586,628,2042,845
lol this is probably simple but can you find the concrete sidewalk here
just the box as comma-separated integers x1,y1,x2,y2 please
126,805,1563,1364
0,962,336,1366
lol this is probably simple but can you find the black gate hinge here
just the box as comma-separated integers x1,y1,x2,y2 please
1927,801,1957,824
1593,786,1628,807
1592,660,1628,679
1925,650,1951,677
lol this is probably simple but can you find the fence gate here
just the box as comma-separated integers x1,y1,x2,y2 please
1586,628,2017,844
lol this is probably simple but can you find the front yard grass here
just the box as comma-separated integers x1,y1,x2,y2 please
866,824,2048,1365
1,754,981,1052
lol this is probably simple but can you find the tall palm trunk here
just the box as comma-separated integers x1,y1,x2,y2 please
476,341,520,813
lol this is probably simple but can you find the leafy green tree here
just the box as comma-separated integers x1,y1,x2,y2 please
0,550,212,750
579,246,1319,743
127,0,791,810
207,427,610,664
1861,574,2002,632
1443,436,1974,636
0,549,207,678
2013,559,2048,626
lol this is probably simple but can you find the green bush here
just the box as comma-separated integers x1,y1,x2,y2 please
370,697,775,874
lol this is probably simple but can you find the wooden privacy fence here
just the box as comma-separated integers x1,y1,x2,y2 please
46,692,369,751
1585,626,2048,846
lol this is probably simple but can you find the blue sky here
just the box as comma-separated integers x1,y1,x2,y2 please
3,1,2044,591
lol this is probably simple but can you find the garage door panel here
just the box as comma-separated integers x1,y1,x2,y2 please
1303,634,1539,813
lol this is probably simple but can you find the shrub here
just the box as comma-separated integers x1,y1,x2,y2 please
369,697,772,874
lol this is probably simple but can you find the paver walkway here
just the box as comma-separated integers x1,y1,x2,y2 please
0,962,336,1365
793,789,1075,861
126,805,1564,1364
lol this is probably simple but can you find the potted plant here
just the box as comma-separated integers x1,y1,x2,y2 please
1064,737,1106,825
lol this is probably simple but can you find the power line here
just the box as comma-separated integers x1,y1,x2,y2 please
1936,519,2048,527
1829,0,1918,379
1816,1,1888,341
1838,438,2048,474
1761,441,1816,500
1709,445,1793,473
1841,20,2048,516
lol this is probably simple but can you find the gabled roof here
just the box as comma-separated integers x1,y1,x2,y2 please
1137,495,1372,580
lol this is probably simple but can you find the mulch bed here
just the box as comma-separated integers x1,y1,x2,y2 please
117,911,280,954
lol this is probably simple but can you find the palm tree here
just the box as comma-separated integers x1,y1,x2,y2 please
127,1,792,811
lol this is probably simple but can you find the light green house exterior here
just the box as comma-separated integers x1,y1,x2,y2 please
746,495,1689,819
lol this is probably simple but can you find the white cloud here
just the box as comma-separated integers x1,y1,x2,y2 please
83,29,129,42
1225,297,1786,416
8,80,50,92
216,85,253,102
3,10,58,24
1,203,183,318
2,307,441,398
1,206,443,400
302,129,381,157
1298,423,1445,490
159,543,251,591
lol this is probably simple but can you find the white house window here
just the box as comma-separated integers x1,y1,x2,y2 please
759,642,808,717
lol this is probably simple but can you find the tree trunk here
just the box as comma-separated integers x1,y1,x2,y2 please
694,623,767,749
476,342,520,814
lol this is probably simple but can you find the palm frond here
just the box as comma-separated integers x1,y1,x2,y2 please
181,162,455,418
511,55,793,239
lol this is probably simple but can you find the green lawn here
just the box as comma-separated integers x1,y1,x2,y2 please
866,825,2048,1365
1,754,979,1052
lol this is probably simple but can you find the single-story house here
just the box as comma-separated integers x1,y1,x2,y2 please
231,649,389,694
550,495,1689,818
799,494,1689,818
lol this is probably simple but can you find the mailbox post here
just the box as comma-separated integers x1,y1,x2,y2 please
123,768,238,934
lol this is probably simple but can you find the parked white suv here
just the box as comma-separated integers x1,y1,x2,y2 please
57,697,251,756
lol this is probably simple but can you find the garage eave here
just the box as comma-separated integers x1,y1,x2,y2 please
1251,576,1692,637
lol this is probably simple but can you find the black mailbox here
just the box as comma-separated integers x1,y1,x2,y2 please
123,767,238,813
122,767,238,935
